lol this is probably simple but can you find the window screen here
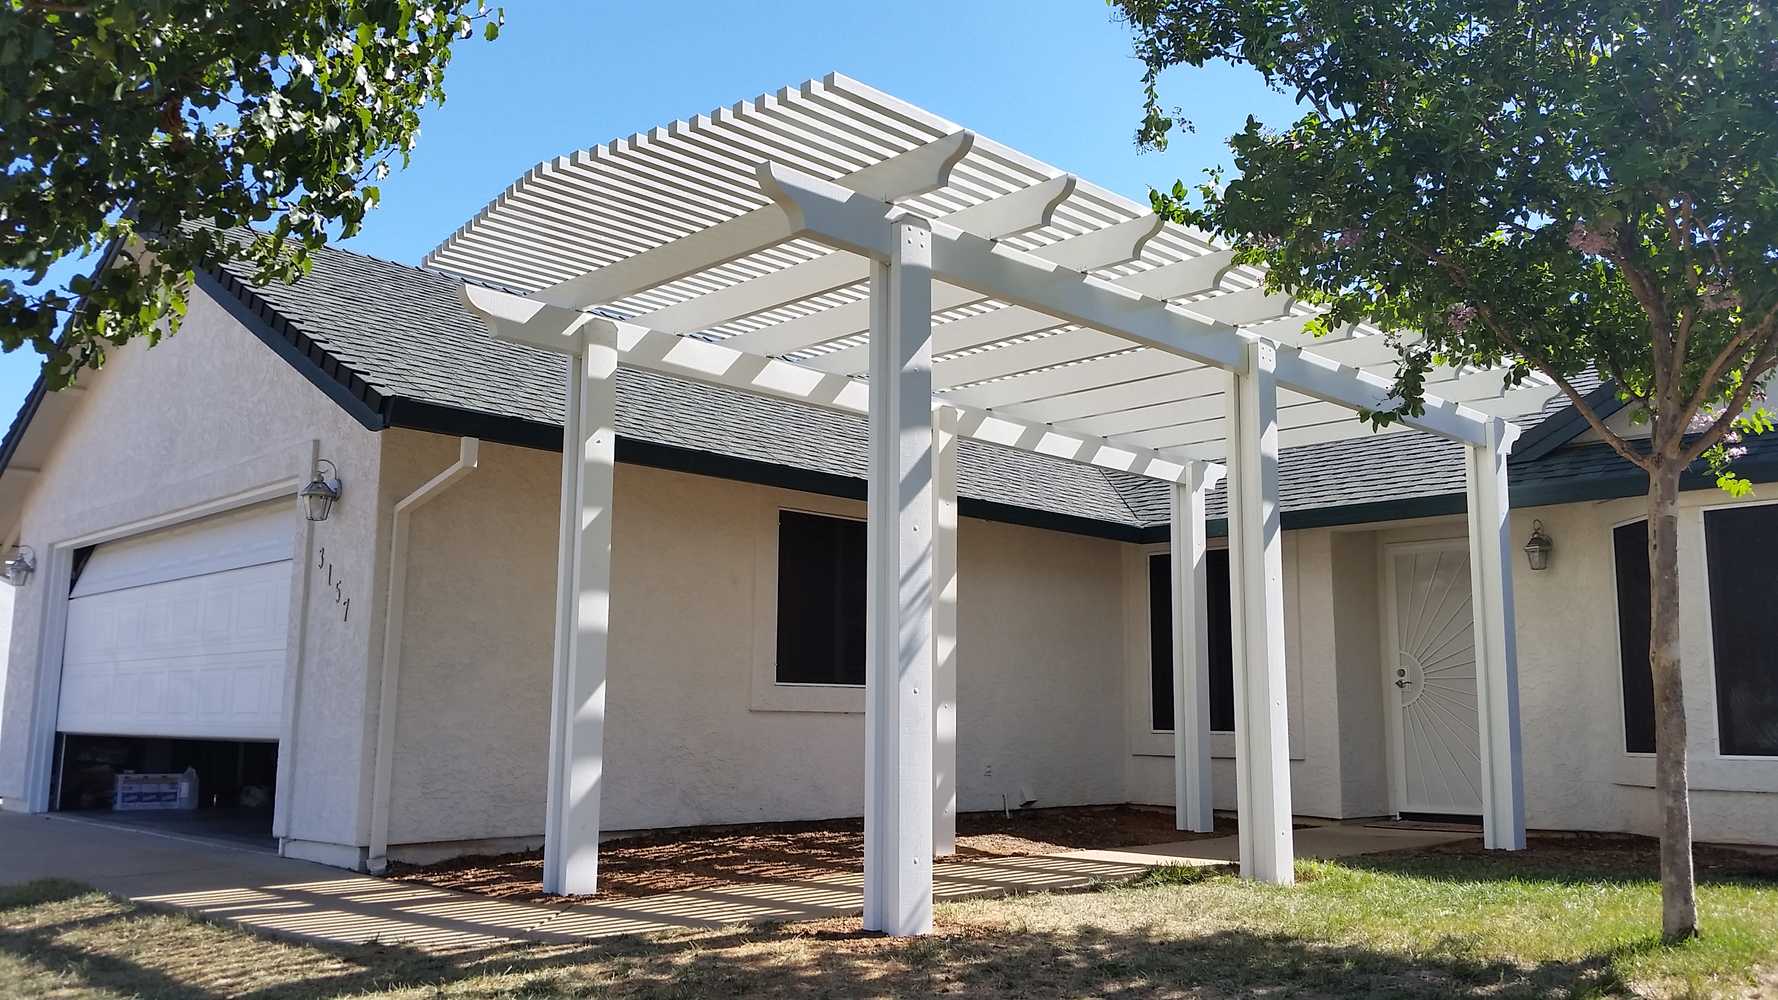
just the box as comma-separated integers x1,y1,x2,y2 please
1703,505,1778,756
1612,520,1656,754
775,510,868,686
1149,549,1235,732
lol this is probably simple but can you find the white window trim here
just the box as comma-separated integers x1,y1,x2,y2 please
1694,494,1778,760
749,491,868,714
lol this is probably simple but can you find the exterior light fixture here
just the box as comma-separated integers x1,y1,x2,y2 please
1523,520,1553,571
300,459,343,523
1,545,35,587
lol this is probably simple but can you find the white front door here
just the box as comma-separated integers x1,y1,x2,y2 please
1383,542,1483,816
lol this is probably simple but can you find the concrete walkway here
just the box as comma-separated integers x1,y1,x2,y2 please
0,811,1468,952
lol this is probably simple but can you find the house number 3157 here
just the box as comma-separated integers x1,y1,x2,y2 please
316,546,351,622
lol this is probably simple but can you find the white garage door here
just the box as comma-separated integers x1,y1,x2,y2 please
57,501,295,740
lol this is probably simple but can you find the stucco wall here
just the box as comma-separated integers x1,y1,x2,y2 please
0,290,385,854
382,432,1131,846
1510,487,1778,846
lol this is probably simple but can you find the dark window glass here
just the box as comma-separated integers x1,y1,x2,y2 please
775,510,867,686
1703,505,1778,756
1149,549,1235,732
1613,521,1655,754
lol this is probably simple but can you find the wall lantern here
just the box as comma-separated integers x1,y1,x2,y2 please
1523,520,1553,571
300,459,343,523
1,545,35,587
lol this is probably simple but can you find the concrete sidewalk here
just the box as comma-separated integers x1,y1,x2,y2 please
0,810,1469,952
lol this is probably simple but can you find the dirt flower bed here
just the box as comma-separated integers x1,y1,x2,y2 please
392,804,1227,903
1385,829,1778,881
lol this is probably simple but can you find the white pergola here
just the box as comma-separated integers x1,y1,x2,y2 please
440,74,1536,936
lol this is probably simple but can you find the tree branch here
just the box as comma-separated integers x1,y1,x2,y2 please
1680,330,1778,466
1674,301,1778,433
1413,239,1652,471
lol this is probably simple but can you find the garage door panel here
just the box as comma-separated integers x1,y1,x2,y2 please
59,513,292,742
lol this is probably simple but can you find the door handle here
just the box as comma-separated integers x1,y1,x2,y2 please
1394,677,1413,688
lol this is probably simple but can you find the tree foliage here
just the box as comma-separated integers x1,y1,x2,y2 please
1115,0,1778,486
0,0,501,387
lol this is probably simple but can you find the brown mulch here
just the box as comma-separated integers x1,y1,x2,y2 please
391,805,1230,904
1380,829,1778,881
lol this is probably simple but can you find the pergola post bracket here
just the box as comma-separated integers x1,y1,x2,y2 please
540,322,617,896
1171,461,1221,833
932,404,960,858
862,215,936,936
1467,418,1527,850
1226,340,1296,885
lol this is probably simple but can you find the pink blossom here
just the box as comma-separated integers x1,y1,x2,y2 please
1566,221,1612,255
1446,303,1479,333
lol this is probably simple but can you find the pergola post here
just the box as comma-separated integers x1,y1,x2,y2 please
1225,340,1295,885
862,215,936,936
541,325,618,896
1170,462,1215,833
1466,420,1527,850
933,404,960,858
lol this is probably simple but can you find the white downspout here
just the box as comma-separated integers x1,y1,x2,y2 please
366,437,480,872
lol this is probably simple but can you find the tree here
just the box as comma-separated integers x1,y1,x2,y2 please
1,0,502,388
1113,0,1778,941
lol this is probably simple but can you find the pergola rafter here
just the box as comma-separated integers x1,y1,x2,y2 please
441,73,1533,936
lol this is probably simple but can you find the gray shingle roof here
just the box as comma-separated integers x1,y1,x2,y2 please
211,239,1630,537
214,243,1149,530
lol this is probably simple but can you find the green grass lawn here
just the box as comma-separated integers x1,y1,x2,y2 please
1,837,1773,998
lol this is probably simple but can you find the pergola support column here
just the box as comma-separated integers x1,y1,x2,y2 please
1170,462,1216,833
933,405,959,858
1466,420,1527,851
541,326,618,896
1225,341,1295,885
862,216,936,936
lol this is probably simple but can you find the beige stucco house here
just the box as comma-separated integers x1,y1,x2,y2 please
0,237,1772,872
2,77,1775,891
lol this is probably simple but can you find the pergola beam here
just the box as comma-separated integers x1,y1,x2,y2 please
721,210,1163,361
756,162,1494,447
635,173,1077,339
536,132,975,310
462,284,1200,484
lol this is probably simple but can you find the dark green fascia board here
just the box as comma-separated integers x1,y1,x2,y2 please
1513,381,1629,464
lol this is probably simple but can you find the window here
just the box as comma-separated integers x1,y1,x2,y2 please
1148,549,1235,732
1612,520,1656,754
1703,505,1778,756
775,510,867,686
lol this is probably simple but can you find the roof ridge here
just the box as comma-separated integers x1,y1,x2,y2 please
208,223,464,285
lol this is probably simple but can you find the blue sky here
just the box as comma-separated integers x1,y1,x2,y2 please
0,0,1299,419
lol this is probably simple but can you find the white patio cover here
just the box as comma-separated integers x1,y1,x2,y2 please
444,73,1530,936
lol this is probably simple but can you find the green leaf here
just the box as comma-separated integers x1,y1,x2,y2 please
0,0,502,380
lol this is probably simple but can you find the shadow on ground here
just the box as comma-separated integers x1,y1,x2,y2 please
0,878,1654,999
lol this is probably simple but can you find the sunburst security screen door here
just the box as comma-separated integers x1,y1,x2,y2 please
1385,543,1483,817
451,73,1534,933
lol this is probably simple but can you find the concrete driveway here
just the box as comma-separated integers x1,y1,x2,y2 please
0,810,1469,952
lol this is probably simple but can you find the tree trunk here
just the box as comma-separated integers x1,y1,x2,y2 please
1647,462,1698,942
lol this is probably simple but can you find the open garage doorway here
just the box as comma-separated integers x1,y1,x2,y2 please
50,734,278,850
